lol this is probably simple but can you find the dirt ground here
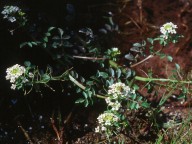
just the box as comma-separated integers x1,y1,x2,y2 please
116,0,192,108
1,0,192,143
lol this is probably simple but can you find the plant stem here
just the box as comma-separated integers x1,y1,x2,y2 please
135,76,192,84
130,55,154,68
68,74,86,90
109,60,192,85
68,74,106,99
73,55,106,60
95,94,106,99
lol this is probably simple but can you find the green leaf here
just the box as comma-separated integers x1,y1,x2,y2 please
82,91,88,98
76,88,81,93
147,84,153,93
31,42,38,46
130,94,136,100
109,78,114,85
125,69,132,78
86,81,94,86
80,77,85,83
109,68,115,77
159,53,166,59
45,32,51,37
142,40,146,46
137,96,143,101
99,72,109,79
175,63,180,71
48,27,55,32
177,93,185,100
130,102,136,109
87,91,92,98
124,53,135,61
43,43,47,48
172,39,177,43
116,69,121,78
20,42,28,48
133,84,139,90
74,72,78,79
24,61,31,67
27,42,33,47
70,71,75,77
106,80,112,86
147,38,154,45
84,99,89,107
130,47,141,53
167,55,173,62
133,43,142,47
42,74,50,82
43,37,48,42
182,87,187,93
75,98,85,104
141,101,150,108
91,88,95,95
135,103,139,109
58,28,64,37
63,35,71,40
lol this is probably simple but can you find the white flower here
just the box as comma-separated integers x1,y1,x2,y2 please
101,126,106,131
6,64,26,81
105,97,111,104
28,72,34,78
113,116,118,122
111,101,121,111
108,82,132,98
97,112,119,125
160,22,177,36
2,6,20,14
111,47,119,52
8,16,16,22
6,64,26,90
95,126,100,133
10,77,16,83
95,112,119,134
1,6,21,23
11,84,16,90
105,120,111,126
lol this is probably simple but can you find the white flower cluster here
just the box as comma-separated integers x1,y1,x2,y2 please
6,64,26,90
160,22,177,39
95,112,119,133
111,47,121,55
105,97,121,111
1,6,20,22
106,82,135,111
108,82,135,98
95,83,136,134
111,47,119,52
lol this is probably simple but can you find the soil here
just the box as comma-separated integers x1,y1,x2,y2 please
1,0,192,143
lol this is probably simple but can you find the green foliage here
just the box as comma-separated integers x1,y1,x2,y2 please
3,5,192,142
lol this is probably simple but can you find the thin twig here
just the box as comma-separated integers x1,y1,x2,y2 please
126,14,141,30
64,107,75,124
137,0,143,24
177,70,183,81
130,55,154,68
50,118,61,141
73,55,106,60
17,121,33,144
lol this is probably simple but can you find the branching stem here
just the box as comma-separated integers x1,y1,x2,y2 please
134,76,192,84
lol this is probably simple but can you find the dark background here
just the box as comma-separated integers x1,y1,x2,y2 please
0,0,115,123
